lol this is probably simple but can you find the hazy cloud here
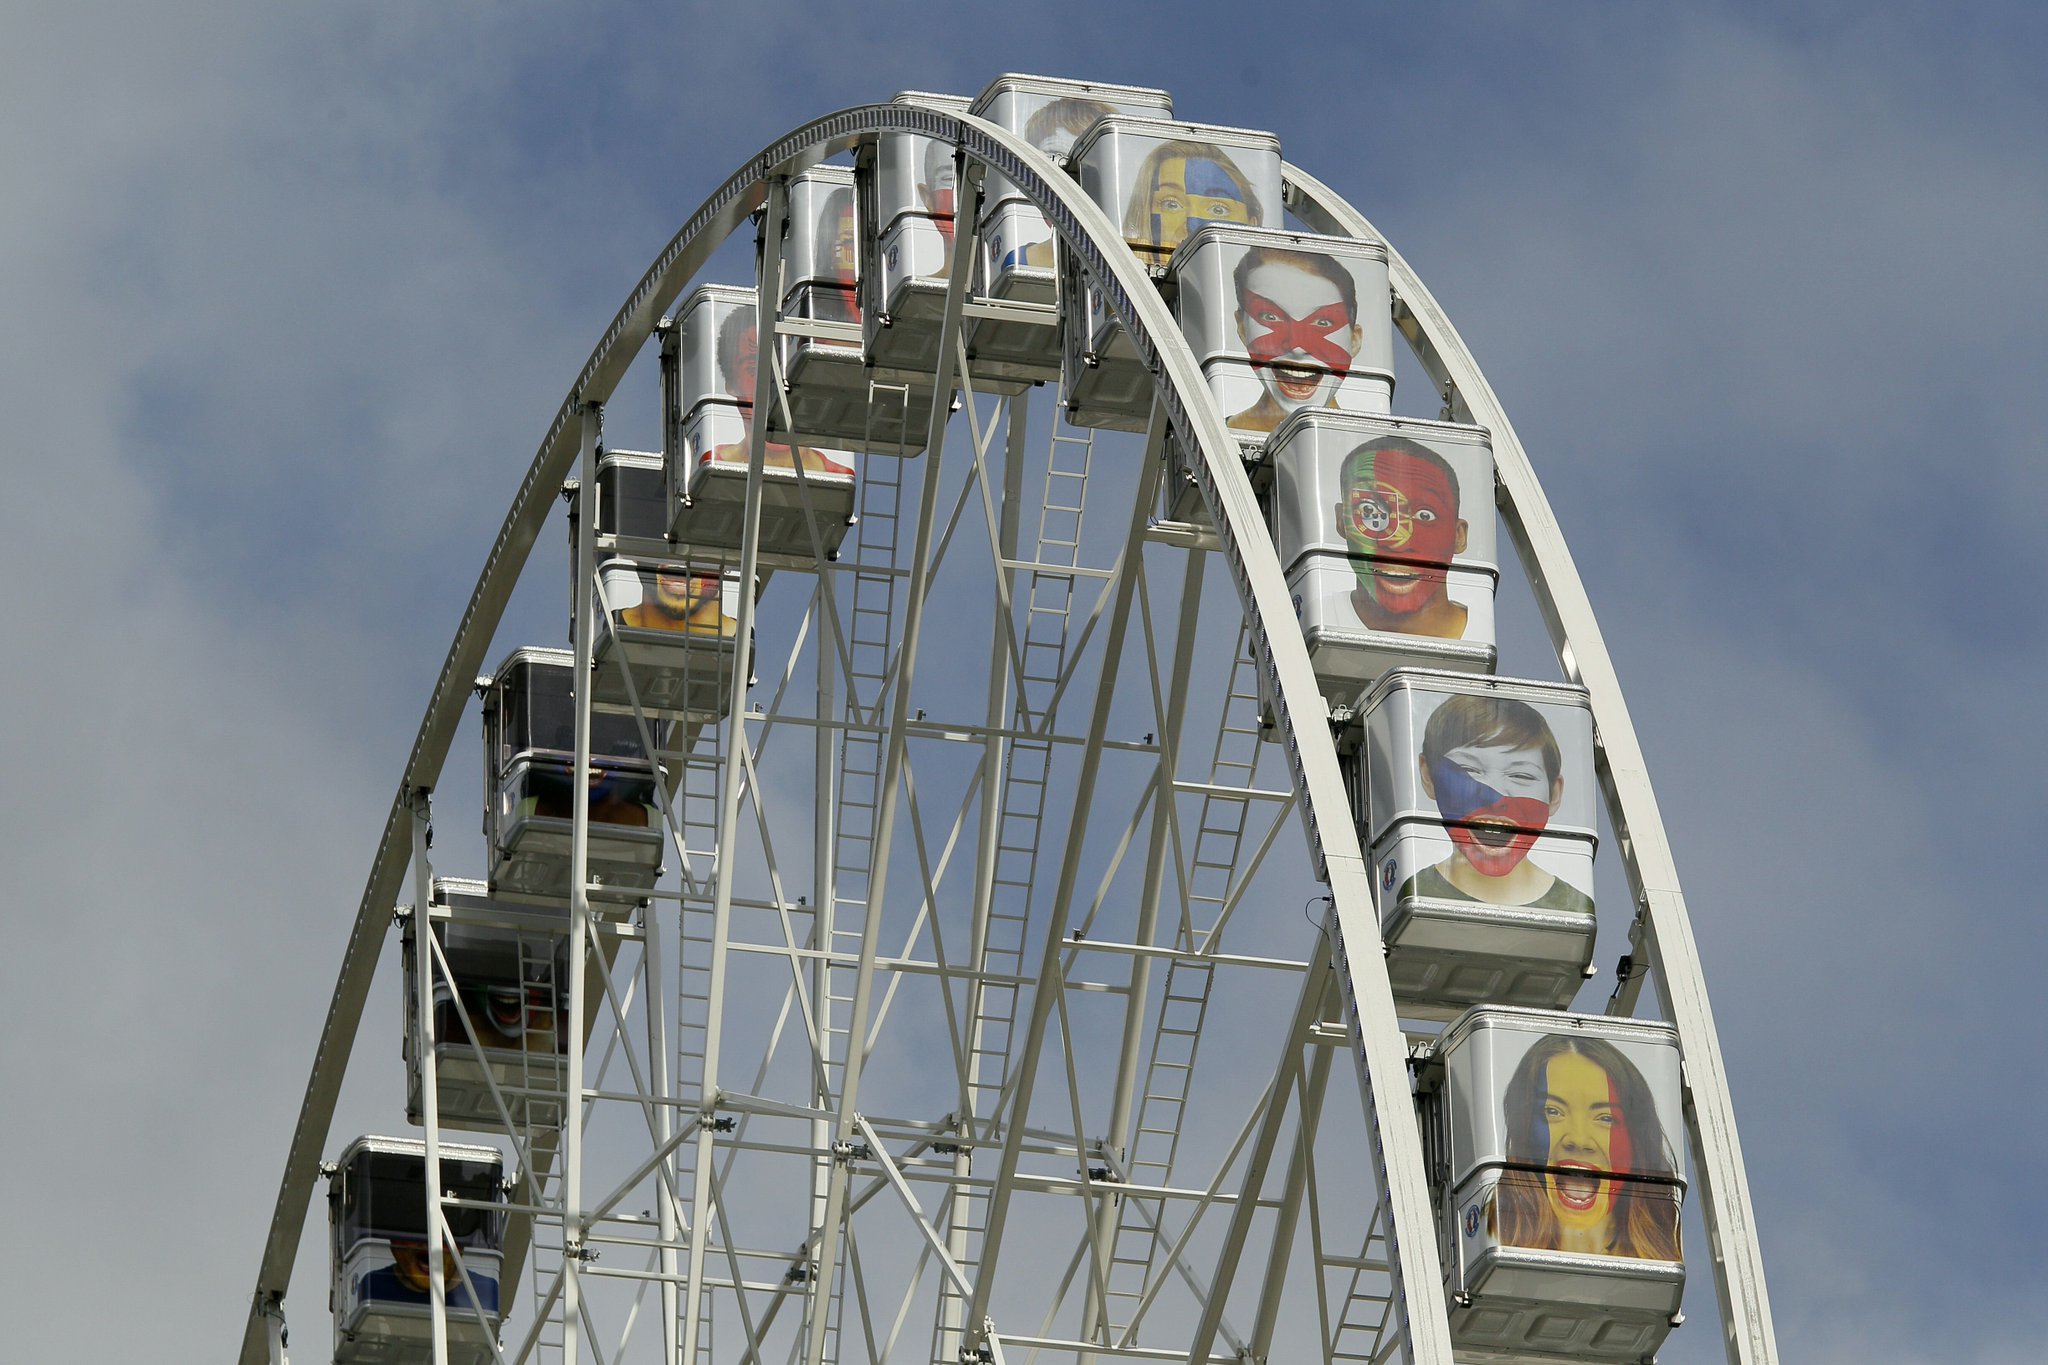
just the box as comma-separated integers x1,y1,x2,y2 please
2,3,2036,1360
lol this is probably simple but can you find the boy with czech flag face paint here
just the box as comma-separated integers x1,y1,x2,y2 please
1336,436,1469,638
1496,1035,1681,1260
1226,246,1362,433
1401,694,1592,914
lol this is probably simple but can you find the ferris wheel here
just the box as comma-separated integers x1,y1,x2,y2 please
238,78,1780,1365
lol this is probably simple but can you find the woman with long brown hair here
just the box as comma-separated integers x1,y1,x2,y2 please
1495,1034,1681,1260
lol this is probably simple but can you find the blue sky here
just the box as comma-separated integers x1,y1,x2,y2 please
3,3,2041,1361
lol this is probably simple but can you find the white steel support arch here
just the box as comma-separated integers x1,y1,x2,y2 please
1285,164,1780,1365
241,98,1776,1365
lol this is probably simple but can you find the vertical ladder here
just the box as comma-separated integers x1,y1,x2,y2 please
528,1173,569,1365
932,413,1097,1365
669,726,725,1357
967,418,1095,1121
674,891,717,1172
824,426,906,1095
692,1283,715,1365
796,404,910,1365
663,723,728,900
1327,1205,1398,1365
671,888,720,1365
1101,630,1268,1344
519,933,568,1133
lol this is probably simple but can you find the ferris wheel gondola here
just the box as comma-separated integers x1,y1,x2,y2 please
239,76,1778,1365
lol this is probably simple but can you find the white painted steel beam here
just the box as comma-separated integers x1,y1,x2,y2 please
961,416,1165,1346
246,97,1759,1365
801,158,984,1365
1284,161,1779,1365
683,171,792,1365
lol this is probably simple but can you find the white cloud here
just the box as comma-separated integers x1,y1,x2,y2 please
3,3,2040,1361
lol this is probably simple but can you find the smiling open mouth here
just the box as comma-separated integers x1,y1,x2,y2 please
1551,1163,1605,1211
1270,362,1322,399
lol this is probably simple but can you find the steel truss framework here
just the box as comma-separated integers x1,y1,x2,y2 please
240,100,1779,1365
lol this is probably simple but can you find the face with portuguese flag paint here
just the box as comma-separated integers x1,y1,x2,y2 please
1337,438,1468,635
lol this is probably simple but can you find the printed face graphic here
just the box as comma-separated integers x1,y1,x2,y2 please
920,141,957,235
831,200,857,283
390,1242,462,1295
1033,123,1085,159
726,322,758,400
1540,1051,1630,1233
1141,153,1251,250
1237,258,1359,413
652,570,712,616
650,571,732,633
459,982,561,1051
1425,742,1557,876
1340,444,1464,613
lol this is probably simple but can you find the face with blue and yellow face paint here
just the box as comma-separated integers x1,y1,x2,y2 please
1139,151,1251,251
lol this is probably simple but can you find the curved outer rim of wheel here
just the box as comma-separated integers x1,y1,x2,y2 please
242,100,1773,1365
1285,161,1779,1365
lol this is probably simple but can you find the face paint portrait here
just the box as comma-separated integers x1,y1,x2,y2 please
435,978,566,1054
1227,247,1362,433
1023,96,1113,161
1495,1035,1681,1260
918,138,958,270
618,569,738,637
706,312,855,477
994,98,1116,274
1335,437,1469,637
1122,140,1262,259
358,1243,496,1312
1401,694,1591,913
704,420,855,477
811,184,861,323
829,186,857,286
523,756,657,829
716,305,759,403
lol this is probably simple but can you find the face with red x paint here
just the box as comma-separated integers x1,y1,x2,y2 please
1337,438,1467,629
1235,250,1361,420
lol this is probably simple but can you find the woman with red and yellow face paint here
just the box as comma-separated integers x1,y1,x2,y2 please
1495,1036,1681,1260
1121,140,1263,262
1538,1050,1627,1248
